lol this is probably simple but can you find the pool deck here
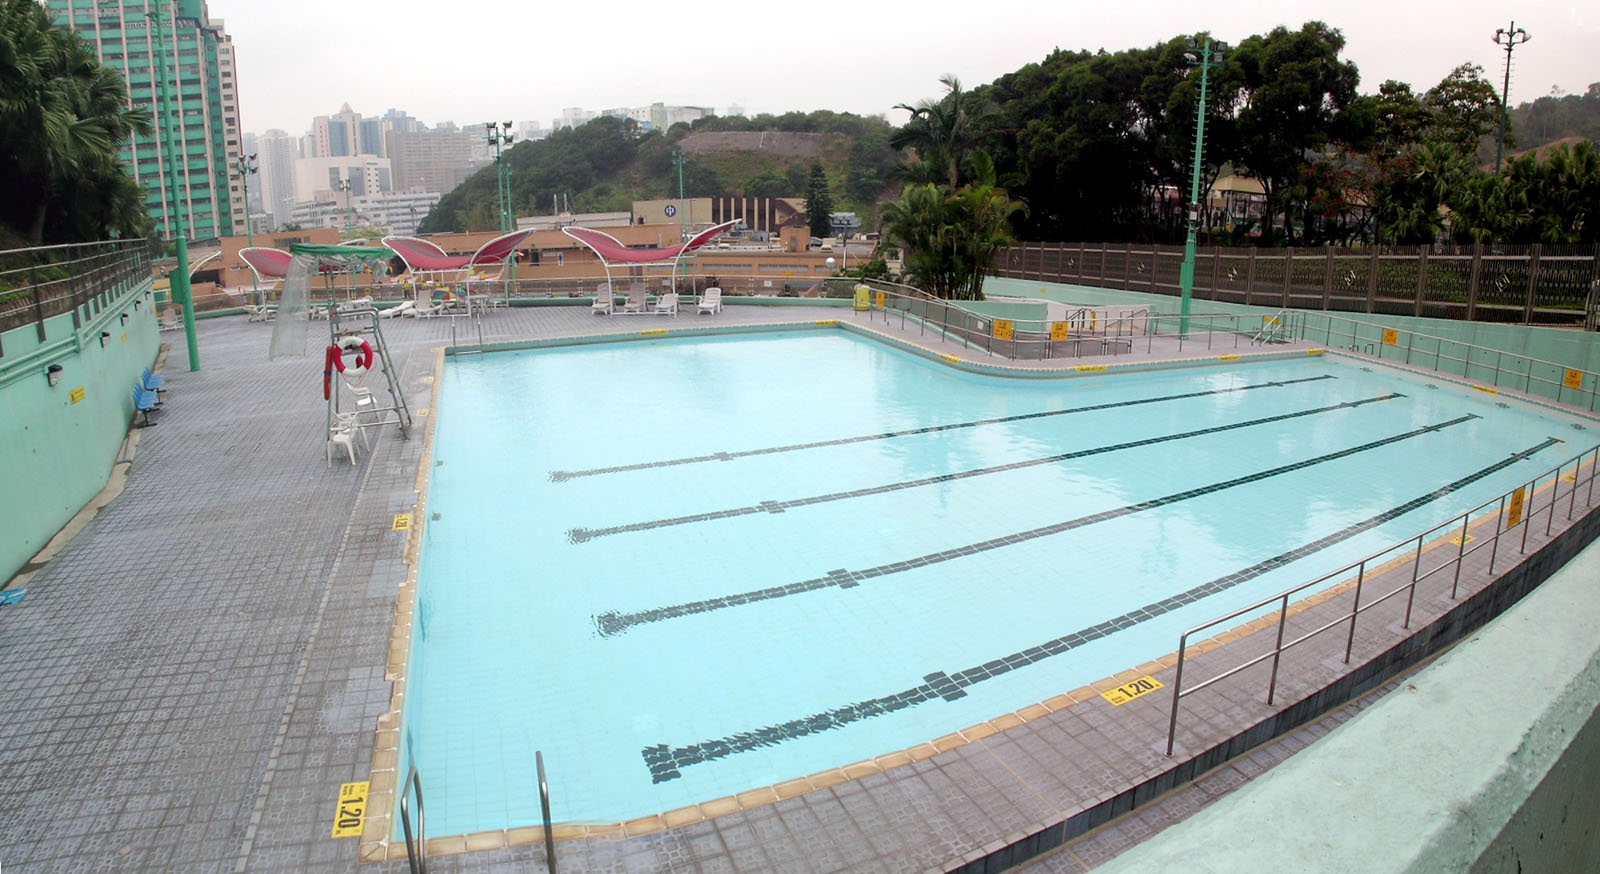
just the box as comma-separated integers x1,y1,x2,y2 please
1,302,1595,874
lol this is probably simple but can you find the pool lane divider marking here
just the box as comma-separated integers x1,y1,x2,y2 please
595,412,1476,639
549,374,1338,483
569,393,1405,544
639,434,1563,783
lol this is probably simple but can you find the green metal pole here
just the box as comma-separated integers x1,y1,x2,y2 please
675,151,686,237
149,5,199,371
1178,38,1213,339
240,156,259,306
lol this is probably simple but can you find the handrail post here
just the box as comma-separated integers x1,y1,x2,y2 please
1489,494,1507,574
1164,634,1190,757
1343,561,1366,664
400,766,427,874
1404,533,1424,628
1450,514,1470,599
537,750,558,874
1520,478,1536,554
1265,593,1291,704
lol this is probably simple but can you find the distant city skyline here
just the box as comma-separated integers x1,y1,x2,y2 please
223,0,1597,137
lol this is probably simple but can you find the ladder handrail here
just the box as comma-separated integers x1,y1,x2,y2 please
400,765,426,874
537,750,558,874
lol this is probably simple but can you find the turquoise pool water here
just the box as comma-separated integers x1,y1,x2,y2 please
402,330,1587,833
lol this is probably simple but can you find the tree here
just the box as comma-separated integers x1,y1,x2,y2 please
891,75,996,188
1231,21,1361,244
804,163,833,238
0,0,151,243
1422,63,1501,160
883,154,1024,300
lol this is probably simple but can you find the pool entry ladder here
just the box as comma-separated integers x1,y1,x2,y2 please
327,307,414,449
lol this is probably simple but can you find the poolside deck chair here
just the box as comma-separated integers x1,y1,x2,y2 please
327,421,359,467
698,287,723,315
380,300,416,318
408,301,446,318
618,285,648,314
653,292,679,315
591,283,615,315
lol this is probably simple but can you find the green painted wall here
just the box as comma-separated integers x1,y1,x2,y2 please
0,278,160,581
986,276,1600,409
955,299,1048,322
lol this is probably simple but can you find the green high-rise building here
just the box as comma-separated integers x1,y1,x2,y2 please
47,0,244,242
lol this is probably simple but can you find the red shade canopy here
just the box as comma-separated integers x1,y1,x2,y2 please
239,247,292,278
382,229,535,273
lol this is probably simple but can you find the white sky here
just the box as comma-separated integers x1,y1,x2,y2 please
227,0,1597,137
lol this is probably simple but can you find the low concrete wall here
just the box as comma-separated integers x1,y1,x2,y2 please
1091,534,1600,874
0,278,159,581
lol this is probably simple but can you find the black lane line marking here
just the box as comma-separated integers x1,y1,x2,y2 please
640,435,1563,782
596,414,1479,639
569,393,1403,543
548,375,1337,482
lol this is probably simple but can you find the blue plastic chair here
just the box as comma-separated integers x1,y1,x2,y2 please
132,384,159,426
141,366,165,395
0,588,25,607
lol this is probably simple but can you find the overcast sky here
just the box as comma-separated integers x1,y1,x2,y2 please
226,0,1596,137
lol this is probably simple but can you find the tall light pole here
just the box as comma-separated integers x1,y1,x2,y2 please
146,3,199,370
673,150,688,238
1177,36,1225,339
236,153,259,306
1492,22,1530,175
336,178,352,237
485,121,515,231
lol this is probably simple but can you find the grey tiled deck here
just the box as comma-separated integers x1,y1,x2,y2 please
0,301,1593,874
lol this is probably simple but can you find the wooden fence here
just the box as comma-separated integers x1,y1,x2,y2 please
994,242,1600,329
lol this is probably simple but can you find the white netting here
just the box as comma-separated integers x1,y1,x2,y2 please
266,254,314,360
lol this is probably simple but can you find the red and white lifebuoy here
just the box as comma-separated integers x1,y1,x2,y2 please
332,336,374,376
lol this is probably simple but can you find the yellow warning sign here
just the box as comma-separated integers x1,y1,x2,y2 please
331,781,369,838
69,386,86,404
1382,328,1399,346
853,285,871,311
1507,487,1528,527
1101,676,1164,706
392,513,411,531
875,291,886,308
992,319,1014,341
1050,321,1070,341
1564,369,1583,390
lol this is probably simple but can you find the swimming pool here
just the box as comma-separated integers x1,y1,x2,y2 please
401,329,1586,835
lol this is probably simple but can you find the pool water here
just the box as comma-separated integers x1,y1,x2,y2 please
402,330,1584,833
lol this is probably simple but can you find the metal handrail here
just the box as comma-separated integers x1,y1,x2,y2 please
1306,313,1600,412
1165,442,1600,756
537,750,558,874
400,765,427,874
1251,309,1291,344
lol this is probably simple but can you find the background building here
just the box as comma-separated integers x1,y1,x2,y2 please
385,128,481,195
47,0,243,239
255,129,300,231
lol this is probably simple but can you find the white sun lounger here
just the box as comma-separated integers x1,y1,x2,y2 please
698,287,723,314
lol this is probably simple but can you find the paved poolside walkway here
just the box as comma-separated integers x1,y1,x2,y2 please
0,301,1591,874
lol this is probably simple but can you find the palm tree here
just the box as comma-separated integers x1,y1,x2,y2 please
891,75,996,189
0,0,149,242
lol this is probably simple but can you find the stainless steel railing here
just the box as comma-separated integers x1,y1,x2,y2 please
1165,442,1600,756
537,750,558,874
1302,314,1600,412
400,764,427,874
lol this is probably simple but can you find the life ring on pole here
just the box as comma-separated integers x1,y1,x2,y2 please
332,335,375,376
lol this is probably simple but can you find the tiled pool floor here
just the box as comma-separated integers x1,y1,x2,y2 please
0,302,1592,874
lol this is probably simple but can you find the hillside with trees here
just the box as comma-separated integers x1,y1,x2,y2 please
418,111,899,235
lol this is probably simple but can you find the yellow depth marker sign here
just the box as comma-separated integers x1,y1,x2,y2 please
940,353,961,364
1507,487,1528,527
331,781,369,838
392,513,411,531
1101,675,1164,706
1218,354,1241,361
1076,364,1107,373
1564,368,1584,390
639,329,668,336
